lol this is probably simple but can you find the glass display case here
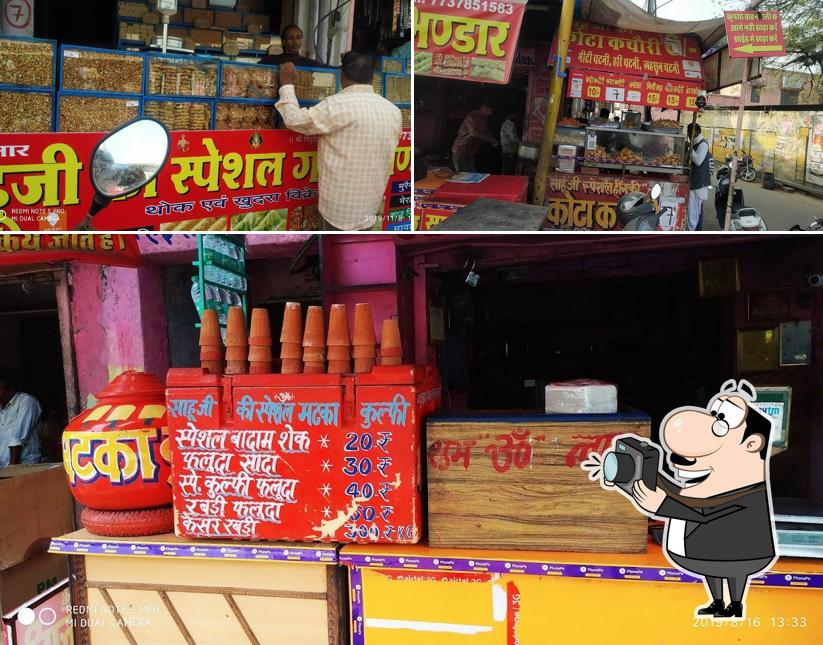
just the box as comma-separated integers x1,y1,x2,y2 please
220,62,277,100
147,53,219,97
552,126,587,173
583,126,686,173
60,46,144,95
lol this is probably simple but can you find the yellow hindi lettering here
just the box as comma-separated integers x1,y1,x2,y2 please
222,152,244,190
245,152,286,188
92,433,139,484
394,147,412,174
0,144,83,209
292,151,318,182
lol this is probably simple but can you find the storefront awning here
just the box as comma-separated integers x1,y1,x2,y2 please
0,234,143,267
579,0,727,50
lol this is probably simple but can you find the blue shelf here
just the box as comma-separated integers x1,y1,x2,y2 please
0,34,58,91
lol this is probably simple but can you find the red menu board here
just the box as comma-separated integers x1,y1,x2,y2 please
724,10,786,59
0,128,411,232
567,70,703,111
565,21,704,83
166,367,441,543
413,0,527,84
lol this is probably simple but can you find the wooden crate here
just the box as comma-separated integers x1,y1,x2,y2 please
426,412,651,553
50,530,347,645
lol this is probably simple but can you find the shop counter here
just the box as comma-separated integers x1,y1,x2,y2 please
415,172,529,230
50,530,346,645
430,198,548,231
544,171,689,231
340,540,823,644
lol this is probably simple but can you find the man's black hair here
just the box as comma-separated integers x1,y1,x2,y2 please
282,24,303,36
687,122,701,136
742,404,771,460
479,95,493,109
341,51,374,84
599,107,610,119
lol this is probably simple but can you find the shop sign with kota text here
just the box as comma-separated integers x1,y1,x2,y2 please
724,11,786,59
413,0,527,84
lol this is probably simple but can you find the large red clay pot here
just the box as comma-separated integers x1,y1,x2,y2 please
62,371,172,515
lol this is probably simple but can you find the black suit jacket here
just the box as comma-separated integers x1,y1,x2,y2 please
657,479,775,561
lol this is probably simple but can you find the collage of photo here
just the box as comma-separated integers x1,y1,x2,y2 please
1,1,823,644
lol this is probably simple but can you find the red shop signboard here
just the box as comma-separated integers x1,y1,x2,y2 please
0,128,411,232
414,0,527,84
565,21,704,83
567,70,703,111
0,233,142,266
166,367,441,543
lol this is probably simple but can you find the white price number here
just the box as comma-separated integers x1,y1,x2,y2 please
605,87,625,102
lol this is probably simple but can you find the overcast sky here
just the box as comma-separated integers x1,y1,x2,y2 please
628,0,750,21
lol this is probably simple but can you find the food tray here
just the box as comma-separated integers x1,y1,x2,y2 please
147,53,219,97
0,89,53,133
57,93,140,132
220,62,277,99
144,98,213,130
383,72,410,105
60,46,145,95
381,57,406,73
292,67,340,102
215,101,275,130
0,36,57,89
641,123,682,134
231,209,288,231
119,21,156,44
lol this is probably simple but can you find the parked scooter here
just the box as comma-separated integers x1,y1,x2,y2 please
76,118,171,231
790,218,823,231
616,184,665,230
719,153,756,183
714,165,767,231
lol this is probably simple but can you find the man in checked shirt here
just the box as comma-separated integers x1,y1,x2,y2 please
276,53,402,230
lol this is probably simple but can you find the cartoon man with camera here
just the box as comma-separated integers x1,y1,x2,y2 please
582,380,777,619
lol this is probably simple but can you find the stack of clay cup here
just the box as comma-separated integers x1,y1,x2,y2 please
199,309,223,374
302,306,327,374
326,304,352,374
248,308,274,374
224,306,249,375
352,303,377,374
379,318,402,366
279,302,303,375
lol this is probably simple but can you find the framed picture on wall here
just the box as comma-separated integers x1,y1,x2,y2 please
751,386,792,454
737,327,779,373
698,258,740,298
780,320,812,366
747,287,792,322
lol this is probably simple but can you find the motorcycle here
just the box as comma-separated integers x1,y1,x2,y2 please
790,219,823,231
714,165,767,231
718,153,756,183
76,118,171,230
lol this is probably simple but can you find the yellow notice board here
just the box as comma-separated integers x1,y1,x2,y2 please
350,566,823,644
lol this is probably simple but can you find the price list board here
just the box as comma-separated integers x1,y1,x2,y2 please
166,366,441,543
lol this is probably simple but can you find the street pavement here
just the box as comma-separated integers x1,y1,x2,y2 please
701,181,823,231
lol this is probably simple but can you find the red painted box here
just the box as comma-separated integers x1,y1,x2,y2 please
166,366,440,543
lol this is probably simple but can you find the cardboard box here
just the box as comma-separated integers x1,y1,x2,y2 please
341,542,823,645
222,31,255,51
51,530,346,644
0,552,68,619
183,7,214,26
426,412,651,552
214,10,242,30
190,28,224,47
0,465,74,570
243,13,271,32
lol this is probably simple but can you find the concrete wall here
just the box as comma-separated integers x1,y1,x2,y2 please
68,263,169,408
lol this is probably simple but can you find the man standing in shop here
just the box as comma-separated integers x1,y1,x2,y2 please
0,372,42,469
499,112,520,175
687,123,711,231
260,25,331,68
451,99,498,173
276,54,401,231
